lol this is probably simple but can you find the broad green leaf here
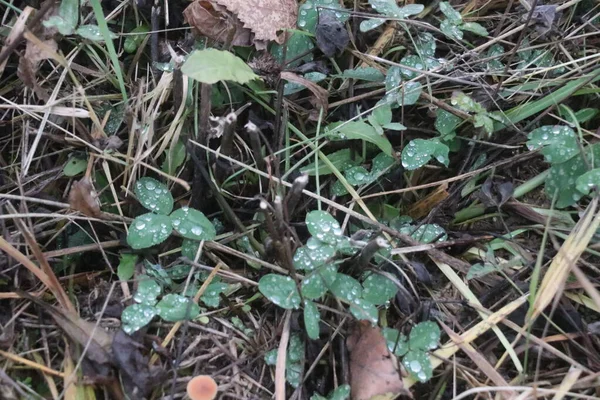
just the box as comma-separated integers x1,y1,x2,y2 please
63,156,87,176
293,241,336,271
328,385,351,400
170,207,216,240
473,113,494,134
96,103,125,135
301,149,362,176
327,121,393,156
397,81,422,106
400,223,447,243
399,55,426,80
440,19,463,40
166,264,192,280
271,31,314,67
338,67,385,82
362,273,398,305
486,44,505,71
201,281,228,308
409,321,440,351
259,274,301,309
286,335,305,387
304,300,321,339
415,32,436,58
161,140,187,175
181,49,259,84
461,22,488,36
121,304,157,334
383,122,407,131
349,298,378,324
371,152,396,175
284,72,327,95
359,18,386,32
76,25,117,41
439,2,462,24
330,273,362,302
451,92,485,114
156,294,200,321
345,166,371,185
401,139,449,170
265,335,305,388
403,350,433,382
298,0,349,33
382,327,409,356
133,275,161,305
526,125,580,164
435,109,462,137
466,262,498,280
117,254,137,281
576,168,600,195
134,177,173,215
181,238,202,260
127,213,172,249
124,25,150,53
369,0,424,19
43,0,78,35
371,103,393,126
144,261,173,287
306,210,343,244
301,264,338,299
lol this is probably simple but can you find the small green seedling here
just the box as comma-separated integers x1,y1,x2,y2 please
311,385,351,400
383,321,441,382
439,2,488,40
265,334,305,388
259,211,399,338
127,177,216,249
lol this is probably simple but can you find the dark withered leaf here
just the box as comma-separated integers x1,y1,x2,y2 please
315,11,349,57
112,330,167,400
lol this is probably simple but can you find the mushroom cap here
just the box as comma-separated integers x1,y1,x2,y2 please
187,375,218,400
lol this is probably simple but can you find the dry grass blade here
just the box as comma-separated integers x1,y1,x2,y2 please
531,197,600,320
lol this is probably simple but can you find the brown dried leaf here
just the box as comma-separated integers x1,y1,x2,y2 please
213,0,298,44
17,37,57,100
69,177,101,218
346,321,407,400
280,71,328,119
183,0,252,46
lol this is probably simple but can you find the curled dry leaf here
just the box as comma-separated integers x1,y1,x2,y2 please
68,177,101,218
213,0,298,44
183,1,252,46
280,71,328,120
347,321,407,400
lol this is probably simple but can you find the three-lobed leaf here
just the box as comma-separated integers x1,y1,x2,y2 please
156,294,200,322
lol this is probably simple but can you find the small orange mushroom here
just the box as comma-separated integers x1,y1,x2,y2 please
187,375,218,400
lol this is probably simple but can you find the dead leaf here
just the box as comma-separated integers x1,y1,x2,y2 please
93,136,123,151
17,37,57,90
315,11,349,57
16,290,114,369
406,183,449,219
69,177,101,218
346,321,407,400
112,330,167,399
213,0,298,44
183,1,253,46
280,71,328,119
